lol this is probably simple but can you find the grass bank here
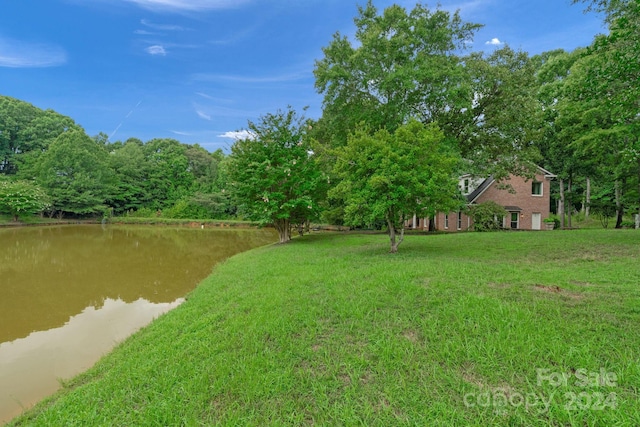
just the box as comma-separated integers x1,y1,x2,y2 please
9,230,640,426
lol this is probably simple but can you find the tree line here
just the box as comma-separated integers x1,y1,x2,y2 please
0,96,234,221
1,0,637,251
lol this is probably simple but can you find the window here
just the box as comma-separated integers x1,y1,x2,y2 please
510,212,519,229
444,214,449,229
457,211,462,230
463,179,470,194
532,181,543,196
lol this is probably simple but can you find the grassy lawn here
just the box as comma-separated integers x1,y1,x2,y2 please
9,229,640,426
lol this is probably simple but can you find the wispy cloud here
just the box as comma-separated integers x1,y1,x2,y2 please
140,19,186,31
218,130,255,140
124,0,252,12
0,36,67,68
171,130,193,136
196,110,211,120
195,92,233,103
485,37,504,46
146,45,167,55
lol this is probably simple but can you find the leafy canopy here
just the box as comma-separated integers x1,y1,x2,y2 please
228,107,324,243
332,120,462,252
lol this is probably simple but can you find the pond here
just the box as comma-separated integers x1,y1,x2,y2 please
0,224,278,424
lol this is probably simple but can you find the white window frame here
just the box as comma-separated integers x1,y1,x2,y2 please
532,181,543,197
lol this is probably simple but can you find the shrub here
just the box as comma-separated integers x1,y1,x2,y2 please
0,180,50,221
470,201,507,232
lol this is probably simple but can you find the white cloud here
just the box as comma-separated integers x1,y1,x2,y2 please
196,110,211,120
124,0,251,12
218,130,255,140
140,19,186,31
171,130,193,136
146,45,167,55
0,36,66,68
485,37,504,46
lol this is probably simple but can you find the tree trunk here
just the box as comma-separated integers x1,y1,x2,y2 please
585,176,591,219
637,159,640,229
615,180,623,229
387,218,404,253
558,178,565,229
274,218,291,243
567,177,572,229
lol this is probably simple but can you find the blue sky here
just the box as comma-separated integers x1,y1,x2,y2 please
0,0,605,152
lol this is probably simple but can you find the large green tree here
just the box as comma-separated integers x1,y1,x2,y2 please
142,138,194,210
35,129,113,217
0,96,80,176
332,120,461,253
108,138,151,213
313,3,542,175
314,1,480,147
228,107,324,243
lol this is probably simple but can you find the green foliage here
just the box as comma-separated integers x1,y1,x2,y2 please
590,186,617,228
107,139,150,213
314,1,480,143
124,207,158,218
332,120,461,252
0,95,80,176
142,139,194,209
0,179,50,221
35,129,114,217
313,3,541,180
228,107,325,243
469,201,507,232
163,197,221,220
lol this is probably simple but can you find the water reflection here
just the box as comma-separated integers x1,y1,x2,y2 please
0,297,183,423
0,224,277,423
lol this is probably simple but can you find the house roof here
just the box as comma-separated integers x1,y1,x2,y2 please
537,166,556,179
466,176,494,203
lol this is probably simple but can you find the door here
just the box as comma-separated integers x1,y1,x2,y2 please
532,213,541,230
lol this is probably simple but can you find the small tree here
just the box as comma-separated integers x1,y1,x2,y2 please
469,201,507,232
0,180,50,221
332,120,461,253
228,107,324,243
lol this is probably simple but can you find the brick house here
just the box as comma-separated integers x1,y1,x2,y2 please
408,166,556,231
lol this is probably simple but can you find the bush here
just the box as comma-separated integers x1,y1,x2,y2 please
164,198,215,220
470,201,507,232
0,180,50,221
125,207,158,218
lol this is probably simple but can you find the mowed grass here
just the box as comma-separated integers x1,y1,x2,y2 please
9,230,640,426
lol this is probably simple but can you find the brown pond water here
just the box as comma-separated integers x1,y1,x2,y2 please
0,224,277,424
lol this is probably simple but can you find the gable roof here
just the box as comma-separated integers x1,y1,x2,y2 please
466,176,494,203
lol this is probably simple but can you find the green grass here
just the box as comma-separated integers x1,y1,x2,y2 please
8,230,640,426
